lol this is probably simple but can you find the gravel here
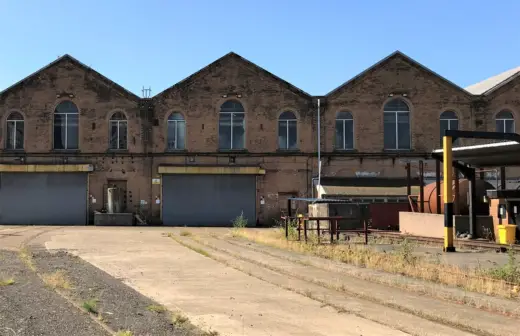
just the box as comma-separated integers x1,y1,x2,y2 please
0,250,108,336
32,250,201,336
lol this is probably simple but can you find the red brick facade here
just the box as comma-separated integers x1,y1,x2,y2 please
0,51,519,224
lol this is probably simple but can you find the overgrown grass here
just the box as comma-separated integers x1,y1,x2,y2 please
82,298,99,314
171,312,189,326
146,304,166,313
171,312,220,336
231,212,248,237
170,233,212,258
41,270,72,290
233,228,520,299
0,277,15,286
19,247,35,271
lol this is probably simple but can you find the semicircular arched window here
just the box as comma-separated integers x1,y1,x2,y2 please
439,111,459,145
496,110,515,133
278,111,298,150
109,112,128,150
167,112,186,150
335,111,353,150
53,100,79,150
219,100,245,150
6,112,24,150
383,99,410,150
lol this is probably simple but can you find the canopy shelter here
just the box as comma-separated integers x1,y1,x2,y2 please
432,130,520,252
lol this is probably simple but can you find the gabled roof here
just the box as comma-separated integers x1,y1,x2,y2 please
0,54,140,100
153,52,312,99
465,66,520,95
326,51,472,98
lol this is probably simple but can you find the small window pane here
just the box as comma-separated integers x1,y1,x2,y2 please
53,114,65,149
118,122,128,149
169,112,184,121
278,121,286,149
383,113,396,149
397,113,410,149
497,111,514,119
176,121,186,149
55,101,79,114
111,112,126,120
7,112,23,121
232,113,245,149
505,119,515,133
280,111,297,120
336,111,353,120
335,120,344,149
384,99,409,112
287,120,297,149
15,120,24,149
440,111,457,119
220,100,244,112
110,122,118,149
218,113,232,149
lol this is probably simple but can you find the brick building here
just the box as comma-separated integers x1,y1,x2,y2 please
0,51,518,225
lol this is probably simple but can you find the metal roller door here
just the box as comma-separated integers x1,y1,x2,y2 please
162,174,256,226
0,173,88,225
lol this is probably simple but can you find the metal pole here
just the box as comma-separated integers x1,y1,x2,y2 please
443,136,455,252
468,169,477,239
419,160,424,213
435,159,441,214
317,99,321,193
500,167,506,190
406,163,411,211
454,168,460,215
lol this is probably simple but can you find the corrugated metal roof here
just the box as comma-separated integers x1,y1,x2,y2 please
432,141,520,167
465,66,520,95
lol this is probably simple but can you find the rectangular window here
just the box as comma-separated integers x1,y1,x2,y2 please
53,113,79,150
335,119,353,150
167,121,186,150
219,113,245,150
278,120,298,150
497,119,515,133
6,120,24,150
109,120,127,150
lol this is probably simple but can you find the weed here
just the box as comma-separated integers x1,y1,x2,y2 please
115,331,133,336
180,230,192,237
232,212,247,236
19,247,35,271
82,298,99,314
146,304,166,313
42,270,72,290
170,235,211,258
171,312,189,326
485,247,520,284
0,277,15,286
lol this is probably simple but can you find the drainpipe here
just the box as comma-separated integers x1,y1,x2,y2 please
317,99,322,197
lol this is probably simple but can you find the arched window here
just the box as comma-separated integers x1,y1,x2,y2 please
383,99,410,150
496,110,515,133
440,111,459,145
53,100,79,150
6,112,24,150
219,100,245,150
335,111,354,150
109,112,127,150
278,111,298,150
167,112,186,150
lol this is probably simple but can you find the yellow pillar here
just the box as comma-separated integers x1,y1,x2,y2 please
443,136,456,252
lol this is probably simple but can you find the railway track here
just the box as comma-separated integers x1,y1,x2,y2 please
347,230,520,251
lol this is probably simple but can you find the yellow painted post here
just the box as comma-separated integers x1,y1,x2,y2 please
443,136,456,252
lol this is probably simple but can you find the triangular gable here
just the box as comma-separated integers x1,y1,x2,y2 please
153,52,311,99
326,51,472,98
0,54,140,100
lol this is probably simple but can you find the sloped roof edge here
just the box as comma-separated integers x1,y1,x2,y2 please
0,54,140,100
465,66,520,96
326,50,472,98
153,52,312,99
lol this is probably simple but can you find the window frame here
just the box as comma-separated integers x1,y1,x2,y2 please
439,111,459,145
109,111,128,150
383,99,411,150
495,110,515,133
53,100,79,150
167,112,186,151
218,100,246,150
335,111,354,150
278,111,298,150
5,111,24,150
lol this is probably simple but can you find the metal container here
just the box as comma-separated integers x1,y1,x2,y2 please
107,187,123,214
418,179,493,215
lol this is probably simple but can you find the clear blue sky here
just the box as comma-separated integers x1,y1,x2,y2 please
1,0,519,96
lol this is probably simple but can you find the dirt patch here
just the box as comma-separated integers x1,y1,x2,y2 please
32,249,206,336
0,250,108,336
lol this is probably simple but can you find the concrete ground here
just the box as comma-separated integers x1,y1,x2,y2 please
1,226,519,336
